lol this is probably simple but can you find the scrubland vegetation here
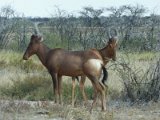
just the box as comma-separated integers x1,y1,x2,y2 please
0,4,160,120
0,51,159,120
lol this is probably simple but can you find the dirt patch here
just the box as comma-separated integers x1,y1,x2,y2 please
0,100,160,120
111,101,160,120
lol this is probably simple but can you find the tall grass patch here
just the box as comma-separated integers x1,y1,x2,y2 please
0,50,21,68
0,74,53,100
0,50,45,72
0,74,94,103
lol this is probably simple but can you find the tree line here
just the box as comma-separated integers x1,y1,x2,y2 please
0,4,160,51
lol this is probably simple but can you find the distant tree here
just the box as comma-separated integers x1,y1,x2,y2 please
79,7,104,27
49,7,79,49
105,6,126,39
16,16,28,51
106,5,147,50
147,13,160,49
0,5,17,48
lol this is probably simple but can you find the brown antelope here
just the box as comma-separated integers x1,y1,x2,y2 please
71,37,117,106
23,34,118,112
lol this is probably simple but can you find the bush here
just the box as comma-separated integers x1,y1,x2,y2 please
0,74,94,103
0,75,52,100
115,56,160,103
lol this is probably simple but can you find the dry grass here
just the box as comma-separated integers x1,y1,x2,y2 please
0,100,113,120
0,50,159,100
0,100,160,120
0,50,160,119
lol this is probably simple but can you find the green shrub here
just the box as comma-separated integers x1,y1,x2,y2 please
0,74,94,103
0,75,52,100
20,59,45,72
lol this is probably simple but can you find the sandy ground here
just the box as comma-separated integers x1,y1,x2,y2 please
0,100,160,120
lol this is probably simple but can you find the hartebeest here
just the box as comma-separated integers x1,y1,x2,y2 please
23,34,117,112
71,37,117,106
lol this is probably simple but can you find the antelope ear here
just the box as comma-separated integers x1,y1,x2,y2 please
109,43,113,48
40,37,43,42
113,36,118,42
38,36,43,42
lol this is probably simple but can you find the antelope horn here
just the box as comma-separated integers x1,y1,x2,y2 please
114,29,118,37
102,39,107,44
113,29,118,43
107,28,112,39
34,22,40,35
34,22,44,42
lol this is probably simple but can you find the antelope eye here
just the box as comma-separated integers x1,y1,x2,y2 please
30,42,34,46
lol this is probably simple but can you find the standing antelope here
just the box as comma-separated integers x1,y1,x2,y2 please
23,34,118,112
71,38,116,106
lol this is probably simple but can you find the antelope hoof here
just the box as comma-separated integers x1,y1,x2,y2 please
72,103,75,107
102,107,107,112
89,107,93,114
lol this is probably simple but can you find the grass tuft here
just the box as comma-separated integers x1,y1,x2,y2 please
0,74,94,104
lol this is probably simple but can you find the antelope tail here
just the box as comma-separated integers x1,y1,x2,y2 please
75,76,79,82
101,65,108,87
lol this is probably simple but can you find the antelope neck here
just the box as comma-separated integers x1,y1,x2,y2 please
36,43,50,66
98,47,111,64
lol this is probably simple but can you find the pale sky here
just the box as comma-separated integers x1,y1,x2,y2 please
0,0,160,17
